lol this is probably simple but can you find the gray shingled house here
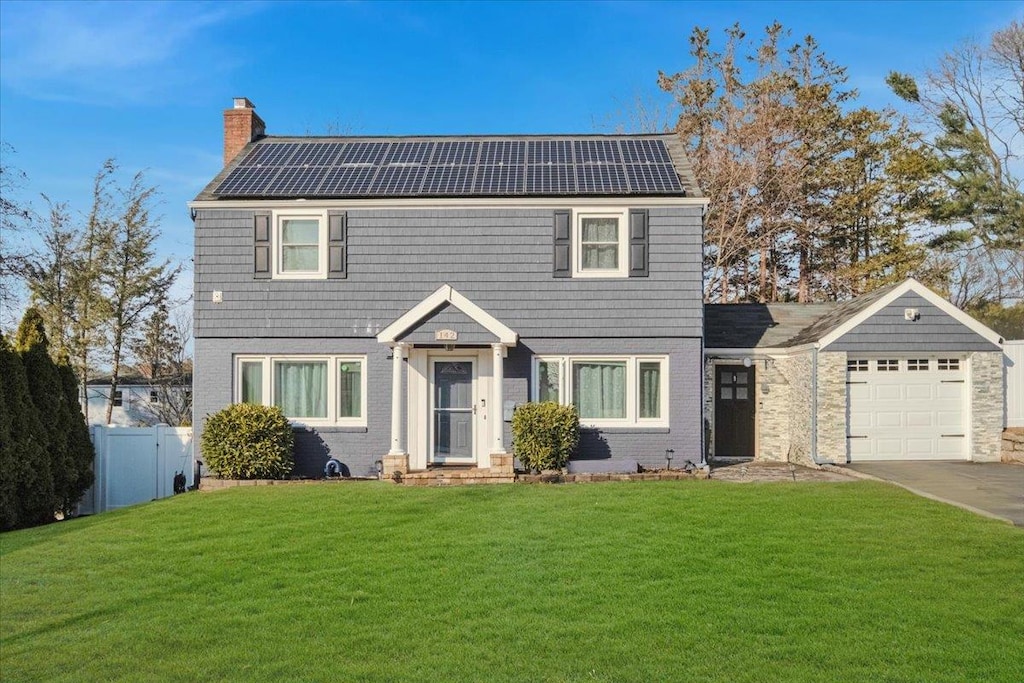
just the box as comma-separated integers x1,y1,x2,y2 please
190,99,708,478
703,279,1005,464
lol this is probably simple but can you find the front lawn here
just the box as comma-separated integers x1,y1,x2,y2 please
1,481,1022,682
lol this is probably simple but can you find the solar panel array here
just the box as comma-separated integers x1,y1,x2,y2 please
213,138,684,198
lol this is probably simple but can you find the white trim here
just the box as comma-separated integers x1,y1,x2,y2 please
704,344,817,357
190,196,710,210
233,354,368,427
376,284,518,345
271,209,328,280
818,278,1004,350
573,209,629,279
531,354,669,428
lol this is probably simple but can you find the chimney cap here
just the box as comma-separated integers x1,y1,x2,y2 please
233,97,256,110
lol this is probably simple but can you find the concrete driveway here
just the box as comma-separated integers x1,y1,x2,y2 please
843,461,1024,526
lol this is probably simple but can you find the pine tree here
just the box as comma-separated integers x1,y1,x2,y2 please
57,356,94,511
0,334,19,528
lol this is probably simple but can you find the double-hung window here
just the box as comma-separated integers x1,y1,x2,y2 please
236,355,367,426
574,210,628,278
533,355,668,427
274,212,327,279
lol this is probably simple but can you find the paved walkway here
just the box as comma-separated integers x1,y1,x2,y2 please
843,461,1024,526
710,461,852,483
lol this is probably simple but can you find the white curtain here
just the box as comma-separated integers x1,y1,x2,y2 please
538,361,561,402
338,362,362,418
275,361,327,418
241,362,263,404
573,361,626,419
639,362,660,419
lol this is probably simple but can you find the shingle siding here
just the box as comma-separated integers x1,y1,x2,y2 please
194,206,704,339
397,304,497,345
827,292,1000,352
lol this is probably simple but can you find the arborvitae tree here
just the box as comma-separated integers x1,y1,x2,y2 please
57,356,94,512
0,331,55,529
14,308,68,519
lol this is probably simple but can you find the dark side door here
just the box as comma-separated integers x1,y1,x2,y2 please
714,365,756,457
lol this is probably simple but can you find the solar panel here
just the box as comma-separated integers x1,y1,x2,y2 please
527,140,573,164
214,166,281,195
480,140,525,165
238,143,301,167
317,165,378,195
337,142,388,165
527,165,575,194
422,166,476,195
430,141,479,166
620,139,672,164
575,164,628,194
383,141,434,165
574,139,622,165
475,165,524,194
213,137,685,198
371,165,426,195
626,164,683,193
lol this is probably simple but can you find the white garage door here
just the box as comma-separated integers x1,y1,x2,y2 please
846,356,967,461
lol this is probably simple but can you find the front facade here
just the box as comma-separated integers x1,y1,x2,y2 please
704,280,1005,465
192,99,708,477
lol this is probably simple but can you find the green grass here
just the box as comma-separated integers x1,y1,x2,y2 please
2,481,1022,682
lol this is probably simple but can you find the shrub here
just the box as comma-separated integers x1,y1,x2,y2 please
201,404,294,480
511,401,580,472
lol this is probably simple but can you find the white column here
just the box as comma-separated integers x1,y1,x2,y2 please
389,343,407,455
491,343,506,454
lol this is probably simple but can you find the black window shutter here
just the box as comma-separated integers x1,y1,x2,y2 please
254,211,271,279
629,209,649,277
553,209,571,278
327,210,347,279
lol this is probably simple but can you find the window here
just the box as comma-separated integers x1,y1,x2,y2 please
235,355,367,426
938,358,960,371
907,359,929,371
533,355,668,427
847,359,869,372
273,212,327,279
877,359,899,372
112,390,123,407
150,390,160,404
574,210,627,278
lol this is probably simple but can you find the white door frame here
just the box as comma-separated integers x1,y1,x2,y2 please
428,356,478,465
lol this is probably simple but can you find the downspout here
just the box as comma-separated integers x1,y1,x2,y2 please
810,344,823,465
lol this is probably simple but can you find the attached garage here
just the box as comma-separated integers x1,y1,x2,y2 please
846,356,966,461
704,278,1006,465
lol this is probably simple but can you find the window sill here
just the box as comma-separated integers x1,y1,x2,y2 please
292,425,368,434
581,426,670,434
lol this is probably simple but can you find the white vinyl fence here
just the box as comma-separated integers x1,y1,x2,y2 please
78,426,193,515
1007,341,1024,428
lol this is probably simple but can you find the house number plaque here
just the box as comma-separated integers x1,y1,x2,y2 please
435,329,458,341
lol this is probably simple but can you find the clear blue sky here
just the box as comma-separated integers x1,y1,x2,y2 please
1,0,1021,297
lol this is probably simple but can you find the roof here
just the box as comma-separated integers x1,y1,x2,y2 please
785,282,901,347
704,302,838,349
194,133,703,202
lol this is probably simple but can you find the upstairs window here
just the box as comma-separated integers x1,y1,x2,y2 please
574,210,628,278
276,215,326,278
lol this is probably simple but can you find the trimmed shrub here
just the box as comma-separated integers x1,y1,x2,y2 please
511,401,580,472
201,404,294,480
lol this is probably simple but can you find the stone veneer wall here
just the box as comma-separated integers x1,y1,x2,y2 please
971,351,1004,462
783,352,815,466
815,351,848,464
754,357,791,461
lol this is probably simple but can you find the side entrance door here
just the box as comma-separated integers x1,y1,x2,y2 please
715,365,756,457
431,359,476,464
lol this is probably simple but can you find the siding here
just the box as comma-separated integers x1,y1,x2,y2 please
193,207,703,339
194,335,703,476
827,292,1000,353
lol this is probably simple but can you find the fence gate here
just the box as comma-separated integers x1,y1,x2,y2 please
78,426,193,515
1007,341,1024,429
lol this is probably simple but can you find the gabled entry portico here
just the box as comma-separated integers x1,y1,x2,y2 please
377,285,518,474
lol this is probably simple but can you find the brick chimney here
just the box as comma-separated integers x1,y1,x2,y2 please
223,97,265,166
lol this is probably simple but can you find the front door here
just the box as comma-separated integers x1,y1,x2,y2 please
715,365,755,457
431,359,475,463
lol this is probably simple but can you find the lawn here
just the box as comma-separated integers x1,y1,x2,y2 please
1,481,1022,682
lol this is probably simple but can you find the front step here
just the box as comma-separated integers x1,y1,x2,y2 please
399,467,515,486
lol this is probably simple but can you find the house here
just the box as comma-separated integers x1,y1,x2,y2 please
189,98,708,478
704,279,1005,464
85,375,193,427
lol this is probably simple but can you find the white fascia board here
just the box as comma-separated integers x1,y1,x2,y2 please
375,284,518,345
703,343,817,357
817,278,1003,350
189,196,709,211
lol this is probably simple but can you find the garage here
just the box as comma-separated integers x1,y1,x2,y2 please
846,356,967,461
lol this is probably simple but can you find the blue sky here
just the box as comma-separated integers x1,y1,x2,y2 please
1,0,1021,312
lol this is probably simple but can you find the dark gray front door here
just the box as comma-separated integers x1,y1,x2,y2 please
715,365,755,457
433,360,474,462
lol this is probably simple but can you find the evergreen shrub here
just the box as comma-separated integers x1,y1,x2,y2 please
201,404,294,480
511,401,580,472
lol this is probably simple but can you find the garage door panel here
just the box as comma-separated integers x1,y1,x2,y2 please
846,357,966,462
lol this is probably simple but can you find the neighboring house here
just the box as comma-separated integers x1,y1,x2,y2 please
85,375,193,427
704,279,1005,464
190,99,708,477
